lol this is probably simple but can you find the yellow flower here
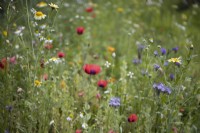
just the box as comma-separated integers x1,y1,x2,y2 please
2,30,8,37
34,11,46,20
49,3,59,11
168,57,181,64
107,46,115,53
117,7,124,13
60,80,66,89
37,2,47,7
34,80,42,87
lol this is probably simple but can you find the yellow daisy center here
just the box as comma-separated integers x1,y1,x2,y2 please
36,11,44,16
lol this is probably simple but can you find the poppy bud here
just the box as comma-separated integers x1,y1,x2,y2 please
76,27,85,35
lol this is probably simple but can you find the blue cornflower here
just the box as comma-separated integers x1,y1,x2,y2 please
133,59,142,65
109,97,120,107
154,51,158,56
154,64,160,71
172,47,178,53
164,61,169,66
169,73,175,81
161,48,167,55
153,83,172,94
5,129,9,133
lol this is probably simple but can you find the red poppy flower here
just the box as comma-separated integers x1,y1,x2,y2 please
85,7,93,13
75,129,82,133
128,114,138,122
83,64,101,75
76,27,85,35
0,58,7,69
57,52,65,58
97,80,107,88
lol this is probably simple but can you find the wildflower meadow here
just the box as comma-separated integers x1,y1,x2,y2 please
0,0,200,133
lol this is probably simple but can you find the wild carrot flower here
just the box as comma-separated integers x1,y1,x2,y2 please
128,114,138,122
49,3,59,11
76,27,85,35
82,123,88,129
83,64,101,75
168,57,181,64
109,97,120,107
36,2,47,7
97,80,107,88
34,11,46,20
34,80,42,87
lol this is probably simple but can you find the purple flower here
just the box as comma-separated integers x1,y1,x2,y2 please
133,59,142,65
161,48,167,55
164,61,169,66
154,64,160,71
153,83,172,94
5,105,13,112
5,129,9,133
109,97,120,107
169,73,175,80
175,62,181,67
172,47,178,53
154,51,158,56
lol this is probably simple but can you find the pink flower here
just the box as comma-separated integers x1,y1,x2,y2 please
96,93,101,99
75,129,82,133
9,56,17,64
43,74,48,81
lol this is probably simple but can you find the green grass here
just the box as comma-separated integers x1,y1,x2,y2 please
0,0,200,133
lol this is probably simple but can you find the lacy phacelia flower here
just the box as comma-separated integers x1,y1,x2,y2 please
34,11,46,20
153,83,171,94
34,80,42,87
49,3,59,11
168,57,181,64
109,97,120,107
83,64,101,75
76,27,85,35
97,80,107,88
128,114,138,122
37,2,47,7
